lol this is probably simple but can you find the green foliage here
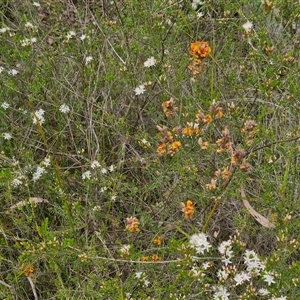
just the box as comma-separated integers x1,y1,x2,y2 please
0,0,300,299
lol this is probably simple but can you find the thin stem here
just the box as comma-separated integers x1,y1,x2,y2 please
202,197,221,233
27,277,38,300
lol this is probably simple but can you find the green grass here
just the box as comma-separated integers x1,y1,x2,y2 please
0,0,300,299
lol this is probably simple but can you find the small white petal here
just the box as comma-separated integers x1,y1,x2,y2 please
134,84,146,95
144,56,156,68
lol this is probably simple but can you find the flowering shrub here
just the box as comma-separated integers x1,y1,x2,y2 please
0,1,299,299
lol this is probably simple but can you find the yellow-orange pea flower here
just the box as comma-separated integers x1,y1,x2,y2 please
126,216,140,232
151,254,161,261
24,265,34,277
203,114,213,123
157,143,167,155
153,236,162,246
181,200,195,219
215,107,223,119
171,141,181,149
140,256,149,261
182,126,200,136
190,41,211,58
182,126,193,136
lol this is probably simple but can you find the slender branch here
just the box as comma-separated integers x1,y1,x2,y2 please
0,280,11,289
27,277,38,300
246,135,300,157
68,246,221,264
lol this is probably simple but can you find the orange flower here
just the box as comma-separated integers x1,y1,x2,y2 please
215,107,223,119
151,254,161,261
181,200,195,219
126,216,140,232
171,141,181,149
24,265,34,277
182,126,194,136
140,256,149,261
153,236,162,246
190,41,211,58
157,143,167,155
162,98,178,117
182,125,200,136
203,114,213,123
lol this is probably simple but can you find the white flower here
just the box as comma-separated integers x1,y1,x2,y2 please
101,167,108,174
217,269,229,281
82,170,92,180
135,271,144,279
134,84,145,95
59,104,70,114
191,0,204,10
32,166,46,181
120,244,130,255
25,22,35,29
212,285,230,300
190,266,202,277
80,34,87,41
165,18,172,26
85,56,93,65
91,160,101,169
197,12,204,18
100,186,107,193
32,1,40,7
1,102,10,110
21,38,30,46
0,66,5,73
189,233,212,254
42,156,51,167
258,288,270,296
144,56,156,68
263,272,275,285
202,262,210,270
234,271,251,286
271,297,286,300
108,164,115,172
3,133,12,140
12,178,23,187
21,38,36,46
143,279,150,287
221,255,232,266
111,195,117,201
92,205,101,212
244,249,257,261
32,108,45,125
218,240,232,255
244,249,265,274
242,21,253,33
8,69,18,76
66,30,76,40
0,27,9,33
